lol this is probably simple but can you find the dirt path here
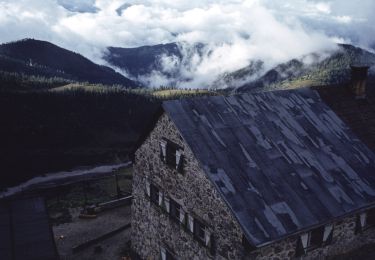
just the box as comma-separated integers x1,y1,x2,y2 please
53,205,131,260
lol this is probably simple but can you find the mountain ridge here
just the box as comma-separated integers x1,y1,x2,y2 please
235,44,375,92
0,39,139,88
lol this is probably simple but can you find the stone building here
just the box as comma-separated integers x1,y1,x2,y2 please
132,87,375,260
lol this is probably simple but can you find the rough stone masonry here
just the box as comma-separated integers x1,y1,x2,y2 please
132,113,375,260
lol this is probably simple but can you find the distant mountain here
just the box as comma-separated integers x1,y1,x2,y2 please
0,39,139,87
106,42,375,90
211,60,264,89
106,43,182,77
235,44,375,92
104,42,206,86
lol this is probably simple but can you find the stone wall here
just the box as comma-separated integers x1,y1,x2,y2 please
245,215,375,260
132,113,245,259
132,112,375,260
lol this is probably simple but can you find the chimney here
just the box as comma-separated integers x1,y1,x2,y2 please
350,65,369,99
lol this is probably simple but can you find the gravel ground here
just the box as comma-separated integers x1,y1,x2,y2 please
53,205,131,260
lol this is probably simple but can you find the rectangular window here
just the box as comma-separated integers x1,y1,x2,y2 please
366,208,375,227
166,141,177,167
194,218,207,244
150,184,159,205
169,199,181,223
160,246,176,260
296,226,327,256
356,208,375,233
160,138,184,173
309,226,324,249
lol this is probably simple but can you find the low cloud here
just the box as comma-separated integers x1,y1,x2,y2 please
0,0,374,88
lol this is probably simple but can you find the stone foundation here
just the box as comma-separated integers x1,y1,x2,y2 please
246,215,375,260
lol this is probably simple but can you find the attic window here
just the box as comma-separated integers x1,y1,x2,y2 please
367,208,375,227
356,208,375,233
160,138,184,173
295,224,333,256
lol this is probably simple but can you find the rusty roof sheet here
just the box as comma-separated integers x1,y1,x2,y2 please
162,88,375,247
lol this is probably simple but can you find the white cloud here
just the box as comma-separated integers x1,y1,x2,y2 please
0,0,374,88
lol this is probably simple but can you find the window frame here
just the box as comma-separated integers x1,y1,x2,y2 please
295,224,333,257
193,218,207,244
356,208,375,233
160,246,176,260
160,138,184,173
306,226,324,250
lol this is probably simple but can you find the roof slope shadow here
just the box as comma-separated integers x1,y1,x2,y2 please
315,83,375,153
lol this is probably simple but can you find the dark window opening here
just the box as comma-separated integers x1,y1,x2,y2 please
166,142,177,167
169,199,181,223
295,226,325,257
209,234,216,255
165,250,176,260
309,226,324,249
194,218,206,244
160,247,176,260
356,209,375,234
150,184,159,205
366,208,375,227
160,138,184,173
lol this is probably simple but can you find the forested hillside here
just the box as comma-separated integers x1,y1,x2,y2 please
106,43,182,77
0,86,160,188
223,44,375,92
0,39,139,87
0,72,218,188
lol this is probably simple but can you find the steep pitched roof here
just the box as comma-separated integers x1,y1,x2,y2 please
163,88,375,247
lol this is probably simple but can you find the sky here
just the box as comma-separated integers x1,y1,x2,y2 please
0,0,374,87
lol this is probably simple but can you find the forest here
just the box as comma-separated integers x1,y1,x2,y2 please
0,73,218,189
